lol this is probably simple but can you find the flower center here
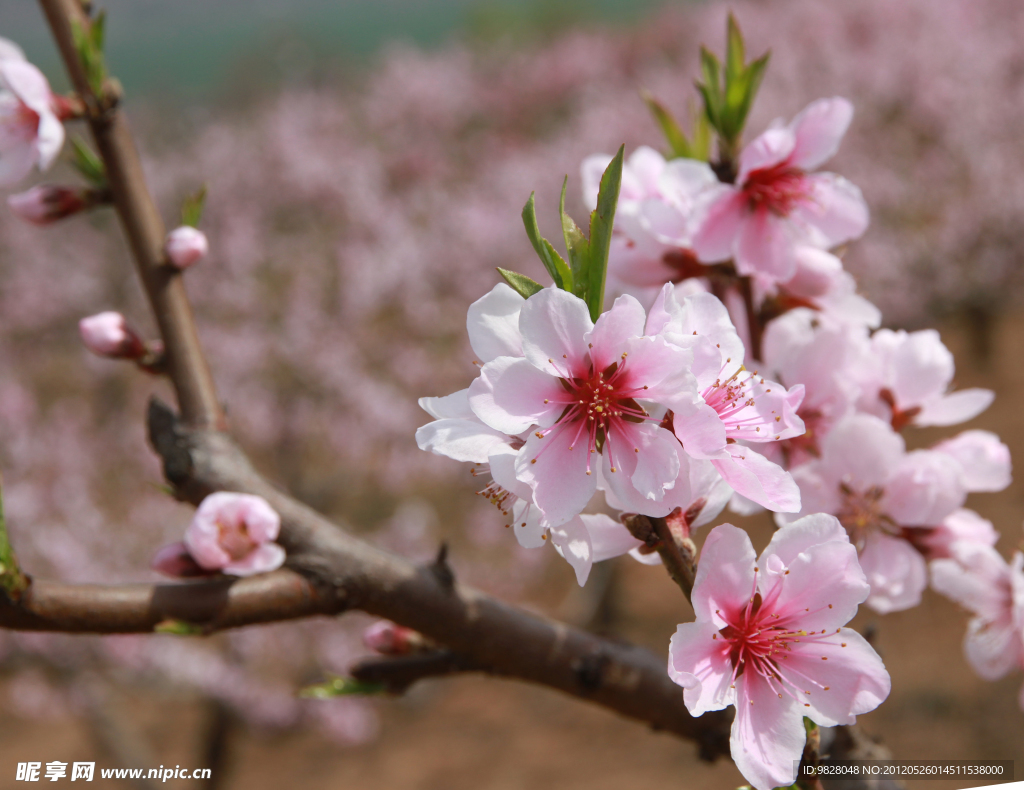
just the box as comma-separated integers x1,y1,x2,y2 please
531,354,652,474
743,164,811,215
837,483,897,550
216,518,255,561
701,365,771,440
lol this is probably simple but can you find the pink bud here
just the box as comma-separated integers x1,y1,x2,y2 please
78,311,146,359
362,620,417,655
184,492,285,577
8,185,90,225
165,225,209,269
150,541,213,578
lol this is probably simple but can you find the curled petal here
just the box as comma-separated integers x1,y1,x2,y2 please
549,516,593,586
668,621,735,716
711,446,801,513
466,283,524,364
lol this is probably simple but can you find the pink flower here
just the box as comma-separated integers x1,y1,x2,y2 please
932,430,1011,493
0,40,64,186
668,515,890,790
8,184,92,225
931,541,1024,709
758,307,862,468
184,492,285,576
582,148,718,292
915,509,999,561
78,311,146,359
646,285,805,512
854,328,994,429
469,287,697,527
691,98,869,282
165,225,210,269
788,413,966,613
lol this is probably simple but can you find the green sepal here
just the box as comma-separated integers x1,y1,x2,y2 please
521,192,573,291
803,716,818,734
585,145,624,322
181,184,208,228
299,675,387,699
559,176,589,299
154,619,205,636
70,136,106,188
496,268,544,299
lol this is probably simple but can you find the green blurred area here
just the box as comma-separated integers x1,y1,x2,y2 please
2,0,686,100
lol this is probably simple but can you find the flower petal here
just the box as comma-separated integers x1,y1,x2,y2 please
415,418,509,464
794,172,869,246
760,513,849,568
602,422,680,515
419,388,473,420
668,621,735,715
519,288,593,378
916,389,995,427
583,513,642,562
787,97,854,171
223,543,287,577
515,426,596,527
738,126,796,184
735,206,797,282
691,186,746,263
549,516,593,586
468,356,563,435
731,672,806,790
692,524,757,627
466,283,524,364
859,532,927,614
586,293,646,371
788,628,890,727
712,446,801,513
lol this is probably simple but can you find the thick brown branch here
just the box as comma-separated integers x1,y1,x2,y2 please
38,0,223,430
0,570,337,633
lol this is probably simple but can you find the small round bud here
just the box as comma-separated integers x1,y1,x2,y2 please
362,620,418,655
78,311,145,359
165,225,209,269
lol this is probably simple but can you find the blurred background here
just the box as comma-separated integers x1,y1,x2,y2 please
0,0,1023,787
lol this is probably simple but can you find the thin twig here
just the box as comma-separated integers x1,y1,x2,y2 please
38,0,224,429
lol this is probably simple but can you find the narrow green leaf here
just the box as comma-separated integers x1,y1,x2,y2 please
0,476,28,601
698,47,723,126
72,17,107,96
299,675,387,699
496,268,544,299
735,52,771,131
559,176,589,298
692,104,712,162
521,192,571,290
585,145,624,322
725,13,745,84
154,619,205,636
90,10,107,53
181,184,208,228
70,136,106,187
641,90,694,160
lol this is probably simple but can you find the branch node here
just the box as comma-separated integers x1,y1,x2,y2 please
571,648,609,692
428,542,455,591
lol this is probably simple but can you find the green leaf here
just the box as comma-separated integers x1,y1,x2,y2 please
725,14,746,82
521,192,572,290
299,675,386,699
154,619,205,636
90,10,107,53
692,105,712,162
641,90,693,160
698,47,723,127
70,136,106,187
181,184,208,228
559,176,589,298
735,52,771,132
585,145,624,322
496,268,543,299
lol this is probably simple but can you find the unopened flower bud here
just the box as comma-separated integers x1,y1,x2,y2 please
362,620,420,655
78,311,146,359
8,185,92,225
165,225,209,269
150,541,212,578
